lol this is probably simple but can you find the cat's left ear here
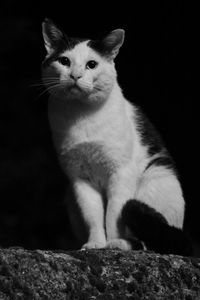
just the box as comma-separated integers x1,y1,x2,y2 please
42,18,65,54
102,29,125,59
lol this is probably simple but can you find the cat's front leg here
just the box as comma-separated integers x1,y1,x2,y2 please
73,179,106,249
106,167,137,250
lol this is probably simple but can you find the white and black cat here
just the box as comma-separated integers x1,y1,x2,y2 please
41,19,192,255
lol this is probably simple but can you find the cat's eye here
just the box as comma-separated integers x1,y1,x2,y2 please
86,60,98,70
57,56,71,67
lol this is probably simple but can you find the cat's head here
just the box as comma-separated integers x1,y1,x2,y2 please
42,19,124,105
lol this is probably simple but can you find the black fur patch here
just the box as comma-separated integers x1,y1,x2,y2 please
64,37,88,51
42,37,87,68
126,237,145,250
145,155,176,171
122,199,193,256
135,106,164,156
134,107,177,174
88,40,110,58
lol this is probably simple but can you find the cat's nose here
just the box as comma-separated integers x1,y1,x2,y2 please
70,74,82,81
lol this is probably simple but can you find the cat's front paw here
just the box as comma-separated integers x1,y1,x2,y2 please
106,239,132,250
81,241,106,250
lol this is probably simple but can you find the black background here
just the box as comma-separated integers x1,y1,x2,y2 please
0,1,198,255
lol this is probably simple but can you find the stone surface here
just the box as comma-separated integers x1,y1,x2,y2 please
0,247,200,299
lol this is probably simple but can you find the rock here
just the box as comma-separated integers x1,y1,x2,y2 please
0,247,200,299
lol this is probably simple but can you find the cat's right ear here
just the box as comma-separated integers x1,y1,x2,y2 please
42,18,64,54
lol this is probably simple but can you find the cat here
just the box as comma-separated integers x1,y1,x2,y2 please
41,18,192,255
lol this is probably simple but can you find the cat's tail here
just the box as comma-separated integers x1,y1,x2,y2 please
121,199,193,256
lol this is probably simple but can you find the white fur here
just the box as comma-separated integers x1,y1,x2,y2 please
43,41,185,250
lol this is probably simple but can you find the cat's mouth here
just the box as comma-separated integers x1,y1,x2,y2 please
66,83,83,95
65,81,92,96
69,83,81,91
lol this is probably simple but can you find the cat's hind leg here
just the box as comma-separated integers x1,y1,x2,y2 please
135,166,185,229
122,199,192,255
121,166,192,255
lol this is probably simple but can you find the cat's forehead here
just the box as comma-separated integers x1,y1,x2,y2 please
43,39,105,68
61,41,101,60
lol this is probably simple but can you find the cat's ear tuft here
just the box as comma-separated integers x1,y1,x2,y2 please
42,18,65,54
102,29,125,59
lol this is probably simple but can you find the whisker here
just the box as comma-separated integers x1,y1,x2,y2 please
32,82,66,101
30,82,57,88
29,77,60,86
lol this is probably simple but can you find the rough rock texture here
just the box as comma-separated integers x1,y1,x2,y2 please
0,248,200,299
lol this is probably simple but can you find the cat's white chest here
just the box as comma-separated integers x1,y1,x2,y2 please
62,142,117,189
48,93,135,190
